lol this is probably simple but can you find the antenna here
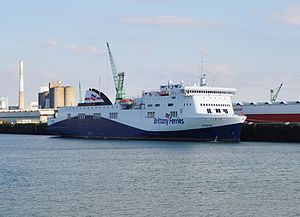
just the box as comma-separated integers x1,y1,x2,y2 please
200,57,207,86
200,57,203,78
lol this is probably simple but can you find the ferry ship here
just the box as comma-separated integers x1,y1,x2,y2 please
47,43,246,141
48,81,246,141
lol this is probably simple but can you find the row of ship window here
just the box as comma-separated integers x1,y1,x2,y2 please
69,111,179,120
207,108,228,114
68,112,117,120
147,111,178,118
148,103,174,107
69,107,227,120
200,103,230,107
148,103,231,107
185,90,234,94
147,108,227,116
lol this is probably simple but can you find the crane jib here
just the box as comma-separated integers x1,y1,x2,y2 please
106,42,126,101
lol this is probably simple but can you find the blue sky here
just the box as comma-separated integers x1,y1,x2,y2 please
1,0,300,106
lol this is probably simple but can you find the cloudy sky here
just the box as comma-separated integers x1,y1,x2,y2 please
1,0,300,106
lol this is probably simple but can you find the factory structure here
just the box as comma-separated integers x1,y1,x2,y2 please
0,109,56,124
0,61,76,125
0,96,9,110
38,81,76,109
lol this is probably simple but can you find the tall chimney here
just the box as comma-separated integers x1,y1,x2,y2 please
18,60,25,110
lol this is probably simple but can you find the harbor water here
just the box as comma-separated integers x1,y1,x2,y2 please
0,134,299,216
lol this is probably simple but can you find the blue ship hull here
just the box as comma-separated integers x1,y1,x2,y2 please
48,116,243,142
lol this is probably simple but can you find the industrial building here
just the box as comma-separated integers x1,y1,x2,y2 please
39,81,76,109
0,62,75,126
30,101,38,110
0,96,8,110
38,90,50,109
64,86,76,106
0,109,55,124
49,81,65,108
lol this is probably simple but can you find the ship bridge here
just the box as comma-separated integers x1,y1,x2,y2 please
142,80,185,98
142,80,237,98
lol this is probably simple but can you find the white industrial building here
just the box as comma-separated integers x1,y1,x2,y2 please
0,109,55,124
0,96,8,110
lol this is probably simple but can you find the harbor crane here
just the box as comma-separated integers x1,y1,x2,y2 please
106,42,125,101
270,83,283,102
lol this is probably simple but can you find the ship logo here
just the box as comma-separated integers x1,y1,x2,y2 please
154,116,184,126
91,94,97,101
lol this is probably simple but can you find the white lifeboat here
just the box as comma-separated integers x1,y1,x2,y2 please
119,98,134,105
159,91,169,96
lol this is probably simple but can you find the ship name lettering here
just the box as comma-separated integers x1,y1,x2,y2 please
154,117,184,125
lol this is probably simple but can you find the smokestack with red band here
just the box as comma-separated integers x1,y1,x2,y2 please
18,60,25,110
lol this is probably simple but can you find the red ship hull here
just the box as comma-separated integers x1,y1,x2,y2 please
245,114,300,123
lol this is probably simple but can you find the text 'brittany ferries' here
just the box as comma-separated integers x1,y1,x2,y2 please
154,113,184,126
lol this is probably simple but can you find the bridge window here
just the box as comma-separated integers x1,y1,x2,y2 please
223,109,228,114
207,108,212,113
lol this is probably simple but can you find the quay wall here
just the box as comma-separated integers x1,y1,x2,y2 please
241,123,300,142
0,123,49,135
1,122,300,142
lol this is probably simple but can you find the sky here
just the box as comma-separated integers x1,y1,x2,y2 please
1,0,300,106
